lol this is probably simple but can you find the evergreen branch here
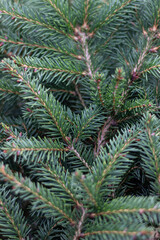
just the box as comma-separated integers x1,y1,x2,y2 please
95,27,120,54
3,136,69,165
49,88,76,96
95,127,139,191
120,102,152,113
1,123,18,139
43,220,63,240
92,0,134,34
0,9,72,39
75,172,98,207
0,200,23,240
96,78,105,106
0,38,83,60
0,165,75,225
116,113,141,123
132,34,153,77
44,0,75,31
68,144,92,171
83,0,90,26
8,147,69,152
140,64,160,74
73,206,87,240
81,33,93,78
146,124,159,173
24,80,69,141
1,60,71,142
16,62,85,77
0,87,20,95
139,114,160,193
31,162,82,207
0,77,21,97
74,105,105,142
91,208,160,217
96,145,128,188
13,56,87,84
1,62,92,172
0,191,31,239
42,166,81,207
75,114,97,140
79,230,153,238
0,0,160,238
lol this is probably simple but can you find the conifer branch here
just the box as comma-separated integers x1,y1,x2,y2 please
140,64,160,74
96,135,134,189
78,176,97,207
95,27,120,53
8,147,69,152
0,0,160,238
0,165,75,225
49,88,76,96
15,61,86,77
133,38,150,73
79,230,153,238
90,208,160,217
43,165,81,207
0,87,20,95
68,145,92,171
0,9,72,39
92,0,134,34
1,61,71,142
44,220,63,240
73,206,87,240
96,78,105,106
0,38,83,60
0,200,23,240
23,82,69,142
1,123,18,139
83,0,90,27
45,0,75,30
146,120,159,173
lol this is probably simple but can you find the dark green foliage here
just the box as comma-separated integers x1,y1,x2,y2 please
0,0,160,239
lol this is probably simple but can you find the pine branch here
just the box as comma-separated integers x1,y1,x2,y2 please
94,125,140,197
79,230,153,238
1,59,72,141
0,8,70,38
0,0,160,238
139,113,160,194
14,56,86,84
27,161,82,207
0,189,31,239
68,144,92,171
73,206,87,240
91,0,136,33
75,171,98,207
0,164,76,225
0,38,83,60
83,0,90,26
43,0,75,31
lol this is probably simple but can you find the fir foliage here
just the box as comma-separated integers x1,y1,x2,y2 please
0,0,160,239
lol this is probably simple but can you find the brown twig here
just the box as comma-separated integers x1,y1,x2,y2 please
94,117,115,157
73,206,87,240
73,81,86,108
